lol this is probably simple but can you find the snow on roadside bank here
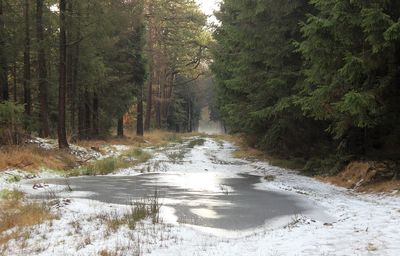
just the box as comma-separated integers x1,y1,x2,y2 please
145,139,400,256
1,137,400,255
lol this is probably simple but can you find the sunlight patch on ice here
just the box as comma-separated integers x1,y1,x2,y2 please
191,208,220,219
155,172,234,194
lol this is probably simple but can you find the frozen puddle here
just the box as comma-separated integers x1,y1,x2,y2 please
10,137,400,255
28,171,331,232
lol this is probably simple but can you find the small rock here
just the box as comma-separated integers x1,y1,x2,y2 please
33,183,49,189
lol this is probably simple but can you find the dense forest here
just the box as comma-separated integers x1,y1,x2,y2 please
0,0,211,148
1,0,399,175
212,0,400,174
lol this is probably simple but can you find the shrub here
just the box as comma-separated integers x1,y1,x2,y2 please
122,148,151,163
0,101,25,145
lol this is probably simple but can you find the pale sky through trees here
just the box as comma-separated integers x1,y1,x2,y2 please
196,0,220,24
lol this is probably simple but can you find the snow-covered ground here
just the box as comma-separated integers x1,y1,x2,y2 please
1,137,399,255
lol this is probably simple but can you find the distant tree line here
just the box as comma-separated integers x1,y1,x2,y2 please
212,0,400,174
0,0,210,148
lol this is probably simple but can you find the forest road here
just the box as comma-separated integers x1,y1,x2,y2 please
28,137,331,232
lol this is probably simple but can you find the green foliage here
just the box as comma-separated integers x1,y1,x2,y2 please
165,133,184,144
166,79,201,132
298,0,400,155
122,148,151,163
0,101,24,126
187,138,205,148
0,101,25,144
212,0,400,173
0,189,24,200
212,0,327,156
0,0,147,141
69,157,129,176
301,155,352,176
69,147,152,176
103,191,160,231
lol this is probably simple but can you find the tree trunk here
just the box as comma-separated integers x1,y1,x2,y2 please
84,88,91,138
144,1,153,131
12,64,17,102
144,71,153,131
58,0,69,148
92,92,99,137
66,0,73,134
70,18,80,136
37,0,49,137
136,84,144,136
188,99,192,133
155,74,161,129
159,68,167,126
78,97,85,140
164,73,175,120
0,0,8,101
117,116,124,137
24,0,31,114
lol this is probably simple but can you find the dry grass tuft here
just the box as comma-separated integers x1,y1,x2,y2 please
0,130,197,174
212,134,266,160
98,192,161,233
99,250,113,256
212,134,306,170
359,180,400,193
0,145,78,172
319,161,400,192
78,130,197,150
0,191,58,247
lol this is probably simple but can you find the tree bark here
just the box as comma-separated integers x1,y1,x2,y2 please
70,17,80,136
84,88,91,138
136,83,144,136
12,63,17,102
58,0,69,148
155,72,161,128
24,0,31,114
78,97,85,139
92,92,99,137
37,0,50,137
188,99,192,132
144,71,153,131
117,116,124,137
66,0,73,134
0,0,8,101
144,0,153,131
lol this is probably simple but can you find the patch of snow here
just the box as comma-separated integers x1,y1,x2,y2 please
2,136,400,255
26,137,57,150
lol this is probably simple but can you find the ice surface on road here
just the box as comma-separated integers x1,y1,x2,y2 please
1,137,399,255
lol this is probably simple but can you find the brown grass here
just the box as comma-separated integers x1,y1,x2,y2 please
358,180,400,193
319,175,400,193
212,134,267,160
0,130,198,174
0,191,58,248
99,250,112,256
212,134,305,170
318,161,400,193
78,130,199,149
0,145,78,172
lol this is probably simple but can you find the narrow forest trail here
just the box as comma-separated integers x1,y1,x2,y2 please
6,136,400,256
25,137,330,232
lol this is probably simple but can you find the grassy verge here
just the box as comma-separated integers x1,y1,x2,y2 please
68,147,152,176
216,134,400,193
0,145,78,173
0,130,198,176
187,138,205,148
98,191,161,232
213,134,306,171
0,189,58,250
